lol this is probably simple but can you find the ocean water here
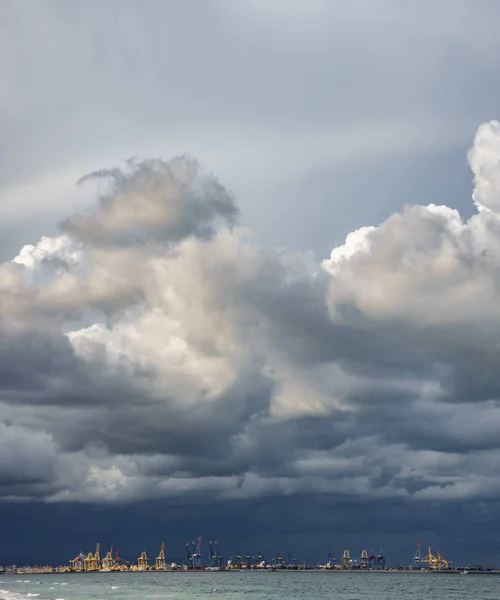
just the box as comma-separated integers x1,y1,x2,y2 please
1,571,499,600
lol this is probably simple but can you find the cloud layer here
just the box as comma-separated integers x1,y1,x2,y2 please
2,123,500,521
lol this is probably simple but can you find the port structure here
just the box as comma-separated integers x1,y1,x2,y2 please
69,551,85,572
186,536,203,569
226,550,298,570
100,546,123,571
208,541,222,568
341,549,351,569
326,550,337,569
193,536,203,568
65,539,394,572
83,543,101,572
137,550,149,570
114,547,128,570
360,549,369,569
102,548,114,570
272,553,287,568
155,542,166,570
414,540,422,564
229,550,242,568
287,552,297,568
333,548,385,570
70,544,128,572
245,550,253,568
377,549,386,569
412,540,450,570
420,546,450,570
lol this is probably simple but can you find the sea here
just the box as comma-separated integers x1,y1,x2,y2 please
1,571,499,600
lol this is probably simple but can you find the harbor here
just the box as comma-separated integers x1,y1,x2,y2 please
0,540,492,575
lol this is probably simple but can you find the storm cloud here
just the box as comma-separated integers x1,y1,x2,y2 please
5,0,500,565
1,122,500,540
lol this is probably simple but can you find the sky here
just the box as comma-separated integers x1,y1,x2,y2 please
2,0,500,568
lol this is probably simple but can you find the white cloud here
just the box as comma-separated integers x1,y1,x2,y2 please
12,234,83,271
322,226,376,275
3,120,500,507
468,120,500,213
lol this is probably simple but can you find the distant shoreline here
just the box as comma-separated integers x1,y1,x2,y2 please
3,569,500,576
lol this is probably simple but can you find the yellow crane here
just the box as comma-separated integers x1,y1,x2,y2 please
83,544,101,571
83,551,93,572
341,549,351,569
156,542,166,570
420,546,450,570
360,549,369,569
102,549,114,570
138,550,149,570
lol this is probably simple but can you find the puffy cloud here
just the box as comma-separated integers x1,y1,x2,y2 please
63,157,239,247
469,120,500,213
3,122,500,524
12,234,83,272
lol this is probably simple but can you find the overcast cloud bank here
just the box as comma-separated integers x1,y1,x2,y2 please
0,121,499,515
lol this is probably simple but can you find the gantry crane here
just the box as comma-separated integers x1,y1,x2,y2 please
209,541,223,568
360,549,369,569
138,550,149,570
192,536,203,568
83,543,101,571
420,546,450,570
83,551,93,571
102,548,114,570
156,542,166,570
69,551,85,572
341,549,351,569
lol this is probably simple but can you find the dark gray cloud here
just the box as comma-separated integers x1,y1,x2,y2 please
2,123,500,545
4,1,500,565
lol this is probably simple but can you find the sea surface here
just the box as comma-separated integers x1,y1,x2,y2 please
1,571,499,600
